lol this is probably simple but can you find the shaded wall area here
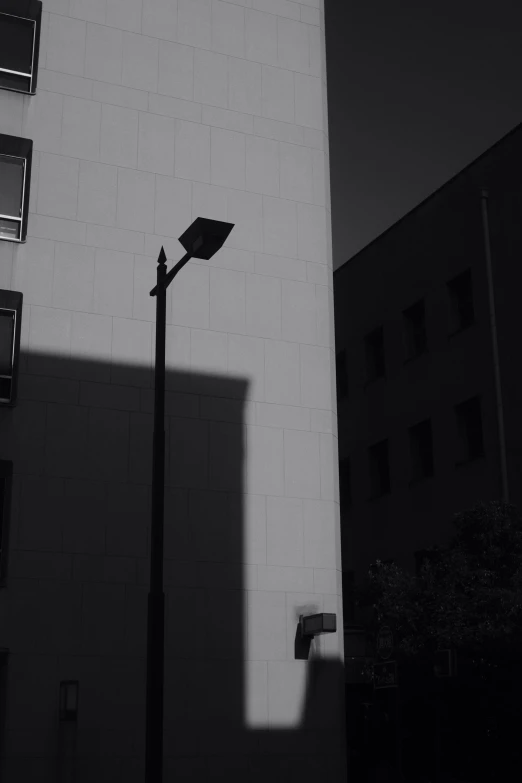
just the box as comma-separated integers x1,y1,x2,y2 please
0,350,345,783
334,125,522,585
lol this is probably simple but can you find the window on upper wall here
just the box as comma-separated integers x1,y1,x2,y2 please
447,268,474,333
409,418,434,482
336,349,348,399
0,289,22,406
339,457,351,510
368,439,390,498
0,459,13,583
455,395,484,463
0,1,42,94
364,326,385,383
403,299,427,360
0,135,32,243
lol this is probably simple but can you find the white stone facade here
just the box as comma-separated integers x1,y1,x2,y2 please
0,1,344,780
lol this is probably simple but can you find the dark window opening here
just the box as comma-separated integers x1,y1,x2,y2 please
336,349,348,398
0,459,13,582
368,439,390,497
0,135,32,243
0,1,42,94
0,289,22,405
364,326,385,383
409,418,434,482
455,396,483,463
339,457,351,510
403,299,427,359
447,269,474,332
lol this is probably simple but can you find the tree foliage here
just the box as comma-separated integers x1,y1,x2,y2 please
356,501,522,665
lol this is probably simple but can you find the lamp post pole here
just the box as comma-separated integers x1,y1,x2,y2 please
144,219,234,783
145,247,167,783
145,247,192,783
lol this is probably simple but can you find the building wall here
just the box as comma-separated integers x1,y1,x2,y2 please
0,1,344,780
334,129,522,585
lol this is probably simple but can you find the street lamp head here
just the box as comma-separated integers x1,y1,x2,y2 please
178,217,234,260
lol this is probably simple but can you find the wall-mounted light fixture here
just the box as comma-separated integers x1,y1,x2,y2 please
300,613,337,638
59,680,79,722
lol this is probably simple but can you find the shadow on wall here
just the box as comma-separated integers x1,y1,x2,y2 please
0,349,345,783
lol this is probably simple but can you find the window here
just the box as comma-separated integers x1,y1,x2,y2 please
0,1,42,94
0,460,12,582
0,289,22,405
0,135,32,243
368,439,390,497
455,396,483,463
339,457,351,510
364,326,385,383
403,299,427,359
409,418,434,482
59,681,79,722
336,350,348,398
447,269,474,332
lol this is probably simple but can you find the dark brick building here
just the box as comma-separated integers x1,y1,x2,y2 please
334,122,522,595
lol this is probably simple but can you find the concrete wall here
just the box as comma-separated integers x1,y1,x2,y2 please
334,126,522,585
0,1,344,780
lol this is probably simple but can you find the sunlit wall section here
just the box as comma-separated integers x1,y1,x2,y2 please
0,0,344,780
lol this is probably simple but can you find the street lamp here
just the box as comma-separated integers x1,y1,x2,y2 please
145,217,234,783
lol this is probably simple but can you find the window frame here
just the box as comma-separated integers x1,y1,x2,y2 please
364,325,385,384
0,0,42,95
403,298,427,360
368,438,391,498
0,459,13,585
455,395,484,464
408,417,434,483
447,268,474,334
0,134,32,243
0,289,23,406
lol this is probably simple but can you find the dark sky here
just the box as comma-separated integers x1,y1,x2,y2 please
325,0,522,269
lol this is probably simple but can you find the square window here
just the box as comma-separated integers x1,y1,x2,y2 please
368,439,390,498
455,396,483,463
339,456,351,510
403,299,427,359
0,135,32,243
0,459,13,583
0,289,23,405
409,418,434,482
0,1,42,94
447,269,474,332
336,349,348,399
364,326,385,383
